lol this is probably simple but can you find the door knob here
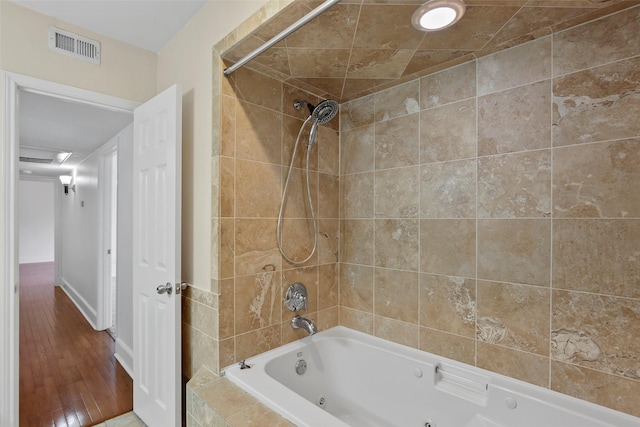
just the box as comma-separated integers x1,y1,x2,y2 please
157,282,173,296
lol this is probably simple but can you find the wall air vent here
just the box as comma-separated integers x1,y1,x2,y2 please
48,27,100,64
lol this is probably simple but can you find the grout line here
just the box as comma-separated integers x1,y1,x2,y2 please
477,4,524,53
371,90,377,338
421,94,477,112
478,340,551,361
338,1,363,102
478,75,552,99
474,55,480,368
553,358,640,385
417,75,426,349
232,94,238,363
417,74,422,351
338,115,343,328
551,288,640,303
340,215,640,221
549,32,555,390
553,52,640,80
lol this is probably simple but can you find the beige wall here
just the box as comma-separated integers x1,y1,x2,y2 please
0,1,157,102
339,7,640,417
157,0,268,293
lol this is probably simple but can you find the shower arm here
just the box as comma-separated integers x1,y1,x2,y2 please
223,0,341,76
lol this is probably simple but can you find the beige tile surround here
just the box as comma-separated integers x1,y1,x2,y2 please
186,4,640,424
220,0,639,102
213,64,341,368
339,7,640,416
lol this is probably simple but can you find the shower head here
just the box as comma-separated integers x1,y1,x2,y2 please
293,99,339,147
311,99,338,124
293,99,339,124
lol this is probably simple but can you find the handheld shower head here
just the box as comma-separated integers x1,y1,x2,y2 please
311,99,338,124
309,121,320,147
294,99,339,146
293,99,339,125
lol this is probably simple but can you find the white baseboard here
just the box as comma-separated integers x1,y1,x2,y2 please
115,338,134,379
59,277,98,329
19,258,54,265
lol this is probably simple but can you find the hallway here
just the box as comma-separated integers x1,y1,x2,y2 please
19,262,133,426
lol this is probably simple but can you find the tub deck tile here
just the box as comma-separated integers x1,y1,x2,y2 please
187,368,295,427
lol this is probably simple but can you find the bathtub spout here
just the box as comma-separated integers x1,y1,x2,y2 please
291,315,317,335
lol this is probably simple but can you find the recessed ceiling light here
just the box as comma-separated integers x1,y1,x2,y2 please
412,0,466,32
56,151,72,163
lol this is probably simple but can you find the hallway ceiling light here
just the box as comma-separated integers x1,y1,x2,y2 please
412,0,466,32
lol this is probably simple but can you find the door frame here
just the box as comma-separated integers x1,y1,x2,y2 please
0,71,139,425
98,142,119,332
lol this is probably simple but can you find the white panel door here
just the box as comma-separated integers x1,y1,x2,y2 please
133,84,182,427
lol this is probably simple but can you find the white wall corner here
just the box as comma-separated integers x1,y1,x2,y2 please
114,338,134,379
59,277,99,329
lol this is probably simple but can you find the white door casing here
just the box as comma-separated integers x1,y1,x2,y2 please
1,72,140,426
133,84,182,427
98,142,119,332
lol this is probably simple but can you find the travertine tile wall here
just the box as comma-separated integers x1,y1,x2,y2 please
339,7,640,417
214,65,341,369
181,0,298,382
182,285,220,379
188,3,640,423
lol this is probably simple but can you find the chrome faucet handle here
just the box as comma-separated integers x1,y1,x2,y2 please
285,282,308,312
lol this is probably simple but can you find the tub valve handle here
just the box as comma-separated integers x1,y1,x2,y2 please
285,282,308,312
239,360,251,369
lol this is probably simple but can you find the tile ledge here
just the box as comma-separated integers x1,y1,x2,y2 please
187,367,295,427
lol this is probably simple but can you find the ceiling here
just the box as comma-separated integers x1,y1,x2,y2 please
222,0,640,102
10,0,207,53
19,91,133,178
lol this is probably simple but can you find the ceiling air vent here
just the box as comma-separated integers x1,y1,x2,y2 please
19,147,71,165
48,27,100,65
19,157,53,164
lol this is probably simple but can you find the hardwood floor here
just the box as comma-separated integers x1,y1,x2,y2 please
19,262,133,426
